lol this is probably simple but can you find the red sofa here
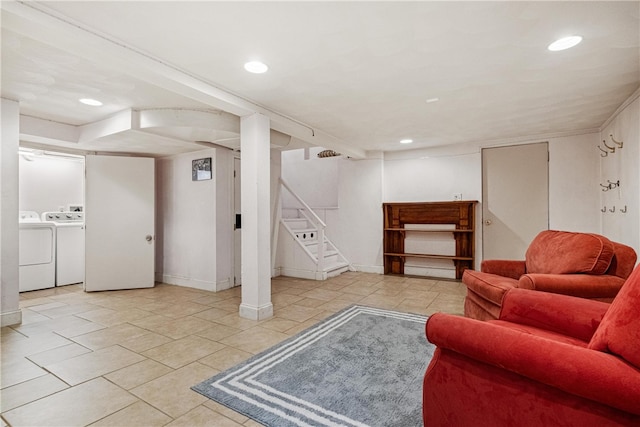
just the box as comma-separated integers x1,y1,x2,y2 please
463,230,637,320
423,263,640,426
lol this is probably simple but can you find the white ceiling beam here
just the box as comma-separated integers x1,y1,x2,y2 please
138,109,240,134
78,109,134,144
2,2,367,159
20,115,79,145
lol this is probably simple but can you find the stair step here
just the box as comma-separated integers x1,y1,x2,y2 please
323,262,350,277
321,250,338,258
304,241,330,251
279,217,351,280
283,218,311,230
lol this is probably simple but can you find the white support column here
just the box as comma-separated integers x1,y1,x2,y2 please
239,113,273,320
1,98,22,326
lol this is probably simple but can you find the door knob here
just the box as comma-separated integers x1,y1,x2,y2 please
484,220,492,226
146,235,153,242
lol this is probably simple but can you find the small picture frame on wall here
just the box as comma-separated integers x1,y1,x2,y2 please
192,157,212,181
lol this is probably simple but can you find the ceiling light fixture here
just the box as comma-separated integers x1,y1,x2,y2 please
400,139,413,144
426,98,439,104
244,61,269,74
548,36,583,51
79,98,103,106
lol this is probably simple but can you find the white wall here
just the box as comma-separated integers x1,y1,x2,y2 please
215,149,233,286
19,154,84,214
548,133,601,232
336,157,384,273
383,152,481,203
156,148,232,291
276,151,384,273
600,93,640,254
1,98,21,326
280,129,603,274
281,148,339,208
157,145,286,291
382,152,482,272
270,149,283,275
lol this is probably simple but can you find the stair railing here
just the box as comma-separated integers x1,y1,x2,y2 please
279,178,327,271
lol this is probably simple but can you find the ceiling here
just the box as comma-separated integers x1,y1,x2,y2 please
2,1,639,158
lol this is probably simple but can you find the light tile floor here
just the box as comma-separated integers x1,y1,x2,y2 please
1,272,465,427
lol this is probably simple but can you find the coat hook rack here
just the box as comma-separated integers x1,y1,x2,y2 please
610,134,623,148
598,145,608,157
609,206,616,213
601,206,607,213
602,139,616,153
600,180,620,191
621,205,627,213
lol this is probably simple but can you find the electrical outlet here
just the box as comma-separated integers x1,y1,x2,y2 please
453,193,462,201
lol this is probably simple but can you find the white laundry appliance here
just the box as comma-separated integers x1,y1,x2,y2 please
19,211,56,292
43,211,85,286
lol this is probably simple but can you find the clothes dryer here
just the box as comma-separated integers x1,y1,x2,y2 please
19,211,56,292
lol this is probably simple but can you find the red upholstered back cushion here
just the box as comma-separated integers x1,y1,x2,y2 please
607,242,638,279
589,263,640,367
525,230,614,275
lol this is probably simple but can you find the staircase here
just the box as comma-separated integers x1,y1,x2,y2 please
274,179,353,280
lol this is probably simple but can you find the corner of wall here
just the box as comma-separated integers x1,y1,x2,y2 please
1,98,21,324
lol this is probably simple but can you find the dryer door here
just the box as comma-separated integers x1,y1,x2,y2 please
19,226,54,266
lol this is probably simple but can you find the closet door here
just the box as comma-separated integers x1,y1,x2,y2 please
85,155,155,291
482,143,549,260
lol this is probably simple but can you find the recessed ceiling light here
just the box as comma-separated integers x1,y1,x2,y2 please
548,36,582,51
400,139,413,144
244,61,269,74
79,98,103,106
426,98,439,104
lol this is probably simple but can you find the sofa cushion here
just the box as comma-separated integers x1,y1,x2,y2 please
462,270,519,304
525,230,614,275
607,242,638,279
589,264,640,368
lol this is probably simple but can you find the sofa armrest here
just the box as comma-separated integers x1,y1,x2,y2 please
499,288,610,341
426,313,640,415
519,273,626,298
481,259,526,279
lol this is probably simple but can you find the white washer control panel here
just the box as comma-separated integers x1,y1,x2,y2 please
42,212,84,223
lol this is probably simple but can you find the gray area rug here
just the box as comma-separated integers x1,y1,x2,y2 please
192,305,434,427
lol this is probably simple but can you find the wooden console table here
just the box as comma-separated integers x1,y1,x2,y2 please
383,201,477,279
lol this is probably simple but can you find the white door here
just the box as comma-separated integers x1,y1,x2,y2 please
482,143,549,260
233,157,242,286
85,155,155,291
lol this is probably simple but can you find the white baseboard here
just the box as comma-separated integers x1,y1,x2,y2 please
1,309,22,327
156,274,231,292
278,267,319,281
352,264,384,275
279,265,383,279
239,302,274,320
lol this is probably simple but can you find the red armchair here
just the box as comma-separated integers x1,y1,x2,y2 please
463,230,637,320
423,263,640,426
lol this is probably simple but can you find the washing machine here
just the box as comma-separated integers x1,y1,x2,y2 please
43,211,85,286
19,211,56,292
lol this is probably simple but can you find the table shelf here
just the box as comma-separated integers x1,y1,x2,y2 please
383,201,477,279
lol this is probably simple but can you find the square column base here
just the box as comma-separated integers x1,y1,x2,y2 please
239,302,274,321
1,309,22,327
